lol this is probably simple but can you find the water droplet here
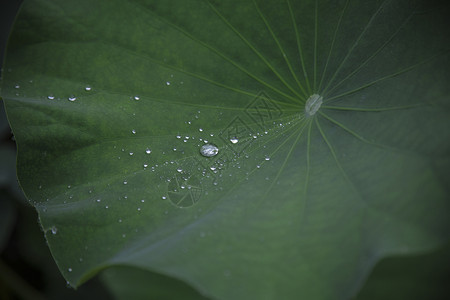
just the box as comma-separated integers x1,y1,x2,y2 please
129,152,134,156
162,196,167,200
177,168,183,173
176,135,181,139
134,96,140,101
141,199,145,203
265,156,270,161
199,128,203,132
143,164,148,168
230,137,239,144
68,96,77,102
68,268,72,272
123,181,128,184
85,86,92,91
305,94,323,116
51,226,58,235
131,129,136,134
14,84,20,89
200,144,219,157
145,148,152,154
137,207,141,211
47,95,55,100
166,81,171,86
96,199,101,203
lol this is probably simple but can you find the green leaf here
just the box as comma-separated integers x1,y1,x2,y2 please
101,266,209,300
1,0,450,299
355,242,450,300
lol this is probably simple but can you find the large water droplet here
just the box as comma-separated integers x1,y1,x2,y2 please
200,144,219,157
305,94,323,116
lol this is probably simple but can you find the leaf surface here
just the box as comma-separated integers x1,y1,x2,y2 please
1,0,450,299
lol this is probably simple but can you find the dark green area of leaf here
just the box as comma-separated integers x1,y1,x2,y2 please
355,242,450,300
1,0,450,299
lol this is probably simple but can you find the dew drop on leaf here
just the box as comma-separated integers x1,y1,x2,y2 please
200,144,219,157
230,137,239,144
68,96,76,102
305,94,323,116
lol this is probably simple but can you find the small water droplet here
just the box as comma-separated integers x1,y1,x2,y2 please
134,95,140,101
14,84,20,89
176,135,181,139
162,196,167,200
47,95,55,100
129,152,134,156
68,268,72,272
145,148,152,154
143,164,148,168
166,81,171,86
265,156,270,161
123,181,128,184
200,144,219,157
85,86,92,91
230,137,239,144
51,226,58,235
199,128,203,132
68,96,77,102
177,168,183,173
131,129,136,134
141,199,145,203
96,199,101,203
